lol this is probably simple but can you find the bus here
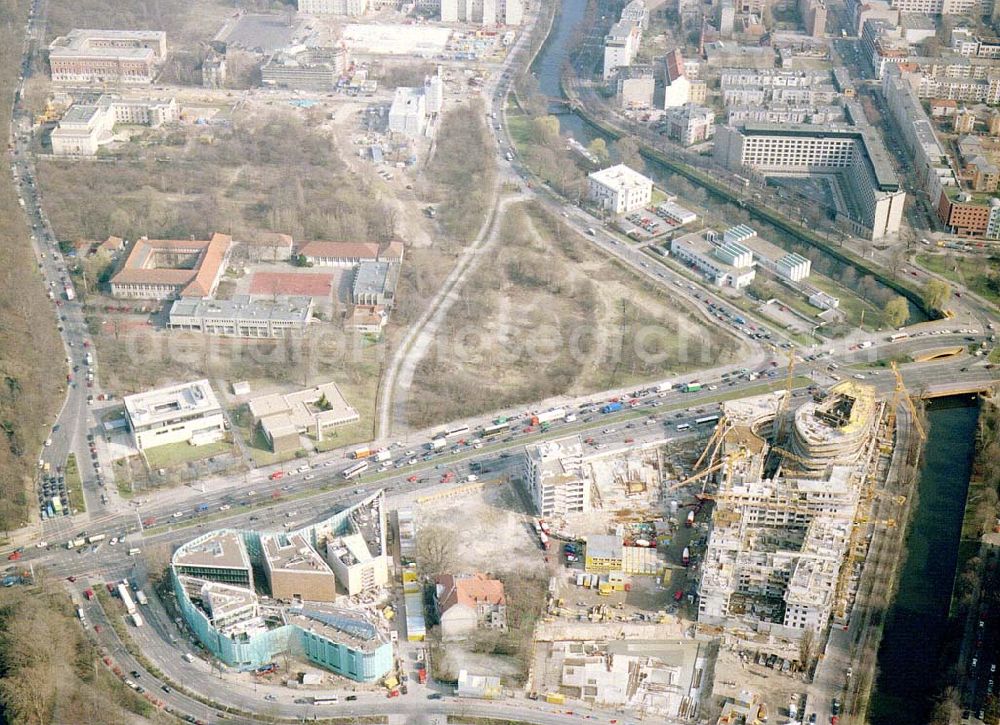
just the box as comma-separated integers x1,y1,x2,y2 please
676,423,691,431
342,461,369,480
480,422,509,438
312,697,339,705
444,425,470,439
887,332,909,342
695,415,720,426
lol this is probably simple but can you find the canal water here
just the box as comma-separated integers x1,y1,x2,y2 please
869,397,980,724
530,0,928,322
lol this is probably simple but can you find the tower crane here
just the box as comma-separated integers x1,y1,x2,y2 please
772,350,797,445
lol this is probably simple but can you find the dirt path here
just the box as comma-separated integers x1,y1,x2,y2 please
376,182,526,436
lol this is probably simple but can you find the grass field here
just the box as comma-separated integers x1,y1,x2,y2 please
916,252,1000,307
64,453,86,514
405,202,741,427
142,439,234,470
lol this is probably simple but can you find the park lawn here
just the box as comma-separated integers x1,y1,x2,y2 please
916,252,1000,306
64,453,86,514
807,274,882,330
143,439,233,470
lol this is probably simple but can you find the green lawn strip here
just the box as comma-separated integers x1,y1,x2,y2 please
65,453,86,514
143,439,234,470
916,252,1000,307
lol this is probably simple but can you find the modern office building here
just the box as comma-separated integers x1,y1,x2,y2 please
713,123,906,240
123,379,226,451
172,493,394,680
49,29,167,85
669,230,757,289
261,46,350,90
587,164,653,214
167,295,314,338
109,233,233,299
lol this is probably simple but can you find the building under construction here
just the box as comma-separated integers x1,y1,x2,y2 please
694,381,887,642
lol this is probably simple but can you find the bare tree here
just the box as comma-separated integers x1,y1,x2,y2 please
417,524,459,578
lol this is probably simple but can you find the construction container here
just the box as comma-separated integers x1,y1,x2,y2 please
545,692,566,705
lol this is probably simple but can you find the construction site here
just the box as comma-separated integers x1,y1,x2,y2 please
525,360,925,722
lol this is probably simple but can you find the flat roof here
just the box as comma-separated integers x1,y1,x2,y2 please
286,605,388,651
736,123,900,191
353,261,396,297
262,532,335,574
248,381,359,432
123,379,221,428
588,164,652,192
586,534,623,560
169,295,313,325
173,530,250,571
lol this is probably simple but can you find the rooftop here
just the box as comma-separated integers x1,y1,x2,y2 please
168,295,314,325
285,605,388,651
248,381,359,432
110,233,232,297
262,532,335,574
123,379,222,429
586,534,623,560
588,164,652,192
298,240,379,260
173,530,250,571
436,572,506,612
353,261,396,297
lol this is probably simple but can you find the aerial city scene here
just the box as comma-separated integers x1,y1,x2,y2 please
0,0,998,721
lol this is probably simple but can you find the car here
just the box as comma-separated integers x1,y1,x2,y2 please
66,576,76,582
427,693,443,700
162,685,171,693
263,694,277,702
130,670,141,678
345,695,358,701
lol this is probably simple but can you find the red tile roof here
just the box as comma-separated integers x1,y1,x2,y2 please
110,233,232,298
299,241,380,260
436,573,506,613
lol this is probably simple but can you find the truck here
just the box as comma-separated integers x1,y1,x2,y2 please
66,537,85,549
564,413,577,423
683,383,702,393
352,447,373,460
83,352,93,366
117,584,136,615
600,401,623,414
686,510,695,527
417,668,428,684
374,449,392,462
63,284,75,301
429,437,446,451
858,340,873,349
656,382,673,393
130,612,143,627
531,408,566,426
682,547,690,566
505,150,513,162
135,590,149,606
86,534,105,544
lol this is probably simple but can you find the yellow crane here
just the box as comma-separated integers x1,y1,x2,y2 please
888,361,926,442
691,415,729,472
772,350,797,444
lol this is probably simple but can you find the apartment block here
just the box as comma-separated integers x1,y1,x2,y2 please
664,104,715,146
603,21,641,80
49,29,167,85
662,48,691,108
